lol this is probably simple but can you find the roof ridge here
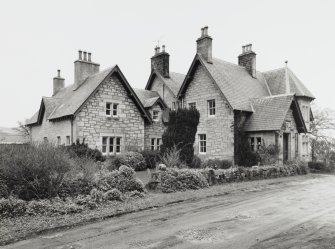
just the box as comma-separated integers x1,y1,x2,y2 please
262,67,285,74
251,93,294,100
212,57,245,69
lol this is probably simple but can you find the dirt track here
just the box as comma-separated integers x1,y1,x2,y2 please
4,174,335,249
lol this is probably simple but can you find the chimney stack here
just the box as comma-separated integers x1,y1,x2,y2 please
151,45,170,78
53,69,65,96
196,26,212,63
74,50,100,89
238,44,256,78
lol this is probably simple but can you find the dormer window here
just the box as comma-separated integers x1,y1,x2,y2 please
106,102,119,117
153,110,159,121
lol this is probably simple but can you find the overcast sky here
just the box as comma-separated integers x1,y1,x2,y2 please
0,0,334,127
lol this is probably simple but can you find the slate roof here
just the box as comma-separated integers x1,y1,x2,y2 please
264,68,315,99
27,65,151,126
244,94,295,131
133,89,161,108
146,70,185,96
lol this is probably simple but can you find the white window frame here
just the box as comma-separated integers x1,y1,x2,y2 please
106,102,119,117
199,134,207,154
153,110,159,121
151,138,161,151
157,138,161,151
102,136,122,155
189,102,196,110
208,99,216,116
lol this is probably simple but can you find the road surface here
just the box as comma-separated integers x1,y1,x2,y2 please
4,174,335,249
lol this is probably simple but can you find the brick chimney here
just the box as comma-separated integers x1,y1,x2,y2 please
74,50,100,89
238,44,256,78
53,69,65,96
151,45,170,78
196,26,212,63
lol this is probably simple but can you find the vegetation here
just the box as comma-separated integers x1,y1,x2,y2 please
64,138,105,162
201,159,233,169
106,151,146,171
140,150,160,169
161,108,200,166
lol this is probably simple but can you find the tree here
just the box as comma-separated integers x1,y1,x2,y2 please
310,104,335,164
160,108,200,165
14,120,30,140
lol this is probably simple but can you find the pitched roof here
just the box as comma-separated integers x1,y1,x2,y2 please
145,70,185,96
243,94,306,133
179,54,271,112
133,88,167,108
263,67,315,99
27,65,152,126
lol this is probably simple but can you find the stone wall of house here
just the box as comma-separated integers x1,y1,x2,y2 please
150,75,177,109
29,115,72,145
144,104,166,150
74,73,145,154
297,97,313,161
182,64,234,161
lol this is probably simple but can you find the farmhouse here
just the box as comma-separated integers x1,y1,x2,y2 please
178,27,314,164
27,26,314,164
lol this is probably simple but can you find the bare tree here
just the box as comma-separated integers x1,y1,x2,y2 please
13,120,30,140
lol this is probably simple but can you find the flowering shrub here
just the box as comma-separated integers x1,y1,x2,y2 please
160,168,209,193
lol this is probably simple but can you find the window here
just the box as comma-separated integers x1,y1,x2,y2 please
66,136,71,145
199,134,206,153
106,103,118,117
295,133,299,157
151,138,161,151
256,137,262,150
250,137,255,151
101,136,122,155
57,136,61,146
153,110,159,121
208,100,216,116
189,102,196,110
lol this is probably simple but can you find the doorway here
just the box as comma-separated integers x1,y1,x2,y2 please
283,133,290,162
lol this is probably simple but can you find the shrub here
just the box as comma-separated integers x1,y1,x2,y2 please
190,155,202,169
161,108,200,165
0,143,71,200
202,159,232,169
64,138,105,162
140,150,160,169
106,152,146,171
103,189,123,201
308,161,328,171
160,168,209,193
0,197,27,218
159,145,187,169
97,166,145,193
257,144,279,165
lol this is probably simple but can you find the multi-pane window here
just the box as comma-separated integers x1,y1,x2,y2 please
199,134,206,153
153,110,159,121
57,136,61,146
256,137,262,150
102,136,122,155
189,102,196,110
208,100,216,116
250,137,255,151
106,103,118,117
66,136,71,145
151,138,161,151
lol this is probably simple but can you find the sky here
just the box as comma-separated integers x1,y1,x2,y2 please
0,0,334,127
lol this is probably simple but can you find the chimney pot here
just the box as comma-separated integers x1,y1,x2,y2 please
88,52,92,62
238,43,256,77
162,45,165,53
151,45,169,77
57,69,61,77
196,26,213,63
201,28,204,37
83,51,87,61
204,26,208,36
78,50,83,60
53,69,65,96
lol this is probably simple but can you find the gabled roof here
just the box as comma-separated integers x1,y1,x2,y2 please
178,54,271,112
134,88,167,109
145,69,185,96
27,65,152,126
263,67,315,99
243,94,307,133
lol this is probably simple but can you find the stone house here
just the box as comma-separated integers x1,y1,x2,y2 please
177,27,314,164
26,51,167,155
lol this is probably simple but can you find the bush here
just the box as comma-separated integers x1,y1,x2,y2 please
0,143,72,200
308,161,328,171
97,166,145,193
106,152,146,171
103,189,123,201
159,145,187,169
202,159,232,169
190,155,202,169
160,168,209,193
257,144,280,165
64,138,105,162
0,197,27,218
140,150,160,169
